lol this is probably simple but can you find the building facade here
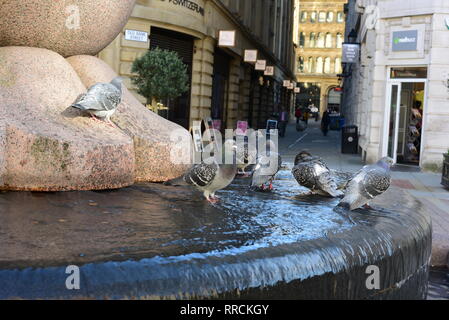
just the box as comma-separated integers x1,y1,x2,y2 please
341,0,449,171
99,0,295,130
293,0,347,115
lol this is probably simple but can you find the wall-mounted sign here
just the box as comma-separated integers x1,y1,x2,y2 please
218,30,236,47
294,87,300,93
255,60,267,71
445,17,449,30
244,49,258,63
161,0,205,16
283,80,291,87
264,66,274,76
125,30,148,42
392,30,418,51
342,43,360,63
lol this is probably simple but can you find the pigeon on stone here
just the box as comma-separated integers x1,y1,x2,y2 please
71,77,123,126
250,151,282,191
164,140,238,203
292,150,343,197
338,157,394,210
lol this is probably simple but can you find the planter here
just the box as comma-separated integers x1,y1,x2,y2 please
442,153,449,189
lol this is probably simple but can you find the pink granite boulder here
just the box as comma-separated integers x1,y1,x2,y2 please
0,0,136,57
66,55,192,183
0,46,135,191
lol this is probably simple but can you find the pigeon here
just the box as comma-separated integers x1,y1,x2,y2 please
236,139,257,176
250,151,282,191
292,150,343,197
338,157,394,210
71,77,123,126
164,140,238,203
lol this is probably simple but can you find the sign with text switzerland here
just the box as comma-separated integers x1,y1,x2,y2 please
342,43,360,63
392,30,418,51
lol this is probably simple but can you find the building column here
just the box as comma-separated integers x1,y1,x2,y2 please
226,58,241,129
190,36,215,128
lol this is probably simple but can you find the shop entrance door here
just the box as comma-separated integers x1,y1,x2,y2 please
384,68,426,165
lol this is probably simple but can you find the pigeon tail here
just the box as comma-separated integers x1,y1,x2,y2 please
163,176,188,186
71,103,89,111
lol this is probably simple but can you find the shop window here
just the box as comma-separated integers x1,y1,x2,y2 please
318,11,326,23
310,11,317,23
326,12,334,23
325,33,333,48
316,57,323,74
317,32,325,48
324,57,331,74
309,32,316,48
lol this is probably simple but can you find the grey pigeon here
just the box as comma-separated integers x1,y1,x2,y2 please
71,77,123,126
164,140,238,203
339,157,394,210
292,150,343,197
250,152,282,191
236,139,256,176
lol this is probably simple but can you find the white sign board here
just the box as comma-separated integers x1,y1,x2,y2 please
125,30,148,42
294,87,300,93
244,50,258,63
264,66,274,76
218,30,236,47
255,60,267,71
283,80,291,87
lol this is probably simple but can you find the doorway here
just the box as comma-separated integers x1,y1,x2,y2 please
384,67,427,166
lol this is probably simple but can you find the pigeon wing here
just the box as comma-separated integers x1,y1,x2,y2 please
76,83,121,111
184,162,218,188
360,166,391,199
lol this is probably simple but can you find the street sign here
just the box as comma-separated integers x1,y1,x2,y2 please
125,30,148,42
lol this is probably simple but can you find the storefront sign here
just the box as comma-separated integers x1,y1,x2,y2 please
244,50,258,63
124,30,148,42
283,80,291,87
218,30,236,47
161,0,205,16
236,121,249,135
264,66,274,76
294,87,300,93
392,30,418,51
255,60,267,71
342,43,360,63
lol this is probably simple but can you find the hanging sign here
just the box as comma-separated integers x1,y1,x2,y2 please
294,87,300,93
342,43,360,63
124,30,148,42
255,60,267,71
218,30,236,47
264,66,274,76
244,50,258,63
283,80,291,87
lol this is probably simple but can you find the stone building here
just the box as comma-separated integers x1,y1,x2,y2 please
341,0,449,170
293,0,347,115
99,0,296,130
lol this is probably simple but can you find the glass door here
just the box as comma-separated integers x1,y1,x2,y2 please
387,82,401,163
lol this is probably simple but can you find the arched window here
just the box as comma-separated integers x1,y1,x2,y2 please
299,32,305,47
325,33,333,48
318,12,326,23
300,11,308,23
326,12,334,23
316,57,323,74
310,11,317,23
297,57,305,73
317,32,325,48
337,12,344,23
309,32,316,48
336,33,343,48
324,57,331,74
307,57,314,73
335,58,342,74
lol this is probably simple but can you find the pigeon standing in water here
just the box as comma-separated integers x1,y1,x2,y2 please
292,150,343,197
339,157,394,210
250,152,282,191
71,77,123,126
164,140,238,204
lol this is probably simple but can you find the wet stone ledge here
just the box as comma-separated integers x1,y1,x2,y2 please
0,170,432,299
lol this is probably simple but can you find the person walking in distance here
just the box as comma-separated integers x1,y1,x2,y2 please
321,110,331,136
295,107,302,125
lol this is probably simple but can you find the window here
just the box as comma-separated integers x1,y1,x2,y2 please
309,32,316,48
316,57,323,73
324,57,331,74
326,12,334,23
325,33,333,48
299,32,305,47
307,57,314,73
318,12,326,23
335,58,342,74
317,32,325,48
300,11,308,23
336,33,343,48
298,56,305,73
310,11,317,23
337,12,344,23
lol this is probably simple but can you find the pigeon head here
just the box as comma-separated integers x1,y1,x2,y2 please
377,157,394,169
294,150,312,165
110,77,124,90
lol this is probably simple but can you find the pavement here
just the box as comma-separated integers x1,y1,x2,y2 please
278,121,449,268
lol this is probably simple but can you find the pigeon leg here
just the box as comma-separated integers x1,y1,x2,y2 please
269,182,273,191
363,203,373,210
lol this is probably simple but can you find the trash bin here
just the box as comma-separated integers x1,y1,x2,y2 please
341,125,358,154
